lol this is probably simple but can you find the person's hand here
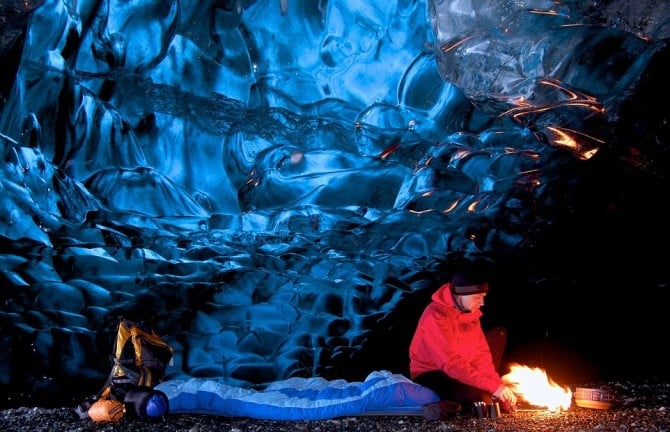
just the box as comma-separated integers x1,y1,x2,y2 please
493,384,517,406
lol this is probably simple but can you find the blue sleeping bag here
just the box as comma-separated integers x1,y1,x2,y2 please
155,370,439,420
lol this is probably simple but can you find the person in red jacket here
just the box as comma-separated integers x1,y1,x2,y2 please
409,268,517,419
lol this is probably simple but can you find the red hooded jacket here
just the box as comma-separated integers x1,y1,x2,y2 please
409,282,502,395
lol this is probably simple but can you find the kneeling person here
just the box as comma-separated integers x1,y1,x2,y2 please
409,269,517,419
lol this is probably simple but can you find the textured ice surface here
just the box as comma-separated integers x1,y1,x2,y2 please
0,0,668,407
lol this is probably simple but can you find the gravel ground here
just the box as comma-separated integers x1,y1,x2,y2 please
1,378,669,432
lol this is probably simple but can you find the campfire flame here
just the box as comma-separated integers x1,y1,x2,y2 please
502,363,572,411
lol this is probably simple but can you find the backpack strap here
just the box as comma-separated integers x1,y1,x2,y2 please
74,318,127,419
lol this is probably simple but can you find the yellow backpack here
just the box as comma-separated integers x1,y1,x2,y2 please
75,318,174,421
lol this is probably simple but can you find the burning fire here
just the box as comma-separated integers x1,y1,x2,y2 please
502,363,572,411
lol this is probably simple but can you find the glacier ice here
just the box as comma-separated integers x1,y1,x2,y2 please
0,0,668,407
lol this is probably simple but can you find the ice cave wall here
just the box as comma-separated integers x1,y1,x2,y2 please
0,0,669,407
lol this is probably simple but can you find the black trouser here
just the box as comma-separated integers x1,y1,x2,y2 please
413,326,507,405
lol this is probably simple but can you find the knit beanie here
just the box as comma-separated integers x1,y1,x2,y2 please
451,270,489,295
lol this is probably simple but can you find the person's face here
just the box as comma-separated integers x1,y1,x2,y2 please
457,292,486,311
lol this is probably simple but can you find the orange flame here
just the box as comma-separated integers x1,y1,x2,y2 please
502,363,572,411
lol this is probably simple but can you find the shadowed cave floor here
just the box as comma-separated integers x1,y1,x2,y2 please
1,378,668,432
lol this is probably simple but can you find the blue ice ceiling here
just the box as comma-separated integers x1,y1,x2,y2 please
1,0,669,407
